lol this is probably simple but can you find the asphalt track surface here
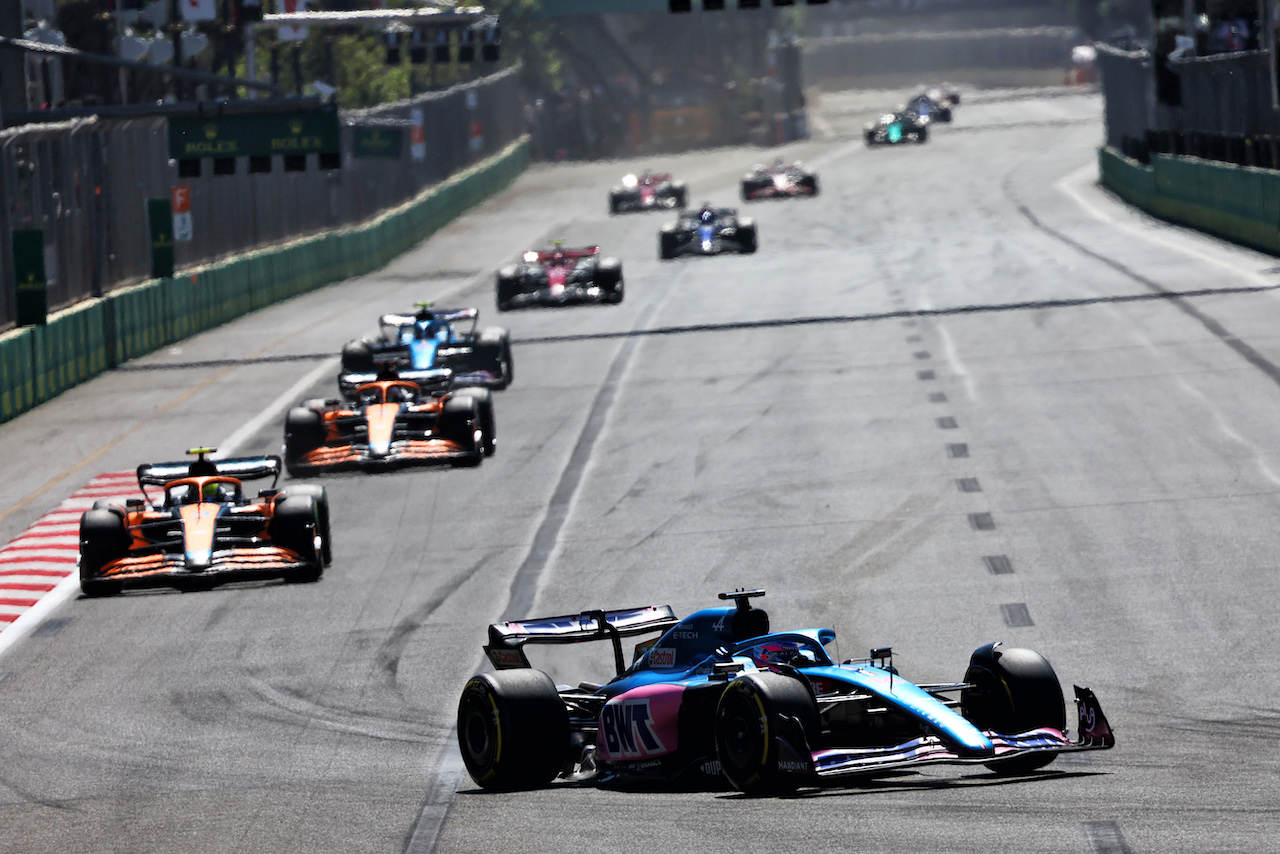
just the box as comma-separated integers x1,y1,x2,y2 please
1,87,1279,853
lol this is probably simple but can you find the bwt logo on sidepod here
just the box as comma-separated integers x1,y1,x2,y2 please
600,699,665,759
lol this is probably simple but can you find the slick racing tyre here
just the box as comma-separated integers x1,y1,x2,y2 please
453,387,496,457
917,125,929,143
737,221,758,254
496,266,521,312
961,643,1066,774
595,258,624,304
283,407,325,475
79,508,130,597
672,182,688,208
799,174,819,195
340,339,375,373
715,671,819,795
476,327,513,390
277,484,332,566
659,227,680,261
270,496,322,582
440,395,483,467
457,669,570,790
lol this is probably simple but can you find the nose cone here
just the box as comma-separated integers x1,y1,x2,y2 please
185,548,213,571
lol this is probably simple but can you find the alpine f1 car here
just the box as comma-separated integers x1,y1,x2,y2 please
659,206,757,260
740,159,819,201
495,244,624,312
339,304,512,391
608,170,688,214
457,589,1114,793
284,369,493,474
78,448,331,596
865,110,929,146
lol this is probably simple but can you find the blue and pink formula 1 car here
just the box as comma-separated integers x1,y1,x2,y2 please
457,589,1113,793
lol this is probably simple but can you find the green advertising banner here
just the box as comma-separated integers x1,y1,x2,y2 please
12,229,47,327
352,127,404,159
168,107,341,160
147,199,175,280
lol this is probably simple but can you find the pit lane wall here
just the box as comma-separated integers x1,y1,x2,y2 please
1099,146,1280,257
0,137,530,425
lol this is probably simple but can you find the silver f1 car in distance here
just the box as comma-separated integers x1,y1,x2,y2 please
456,589,1114,793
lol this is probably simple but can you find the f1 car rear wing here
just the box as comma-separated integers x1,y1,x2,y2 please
378,308,478,329
484,605,678,675
338,367,453,398
530,245,598,263
137,453,282,505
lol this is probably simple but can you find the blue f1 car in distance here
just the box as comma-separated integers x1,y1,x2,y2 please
457,589,1114,793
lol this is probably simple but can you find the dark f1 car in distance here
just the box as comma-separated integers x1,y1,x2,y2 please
495,244,624,311
865,110,929,146
658,205,757,260
78,449,332,596
905,91,956,124
740,159,819,201
609,170,688,214
457,589,1113,793
339,304,512,391
284,369,493,474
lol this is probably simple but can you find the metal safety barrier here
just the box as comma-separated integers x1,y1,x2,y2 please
0,66,523,331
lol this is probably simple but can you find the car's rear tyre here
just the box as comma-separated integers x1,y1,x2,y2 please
961,643,1066,774
476,327,513,390
341,339,375,374
672,183,688,208
800,175,818,195
737,222,758,254
608,192,622,215
79,509,130,597
457,669,570,790
595,258,624,304
659,228,679,260
278,484,332,566
270,496,322,582
917,125,929,143
715,671,818,795
865,130,877,146
283,407,325,475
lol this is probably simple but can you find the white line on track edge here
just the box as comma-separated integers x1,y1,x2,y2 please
1055,162,1273,288
0,572,81,661
215,356,340,459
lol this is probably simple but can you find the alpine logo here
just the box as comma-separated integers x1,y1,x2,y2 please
600,699,665,759
649,646,676,668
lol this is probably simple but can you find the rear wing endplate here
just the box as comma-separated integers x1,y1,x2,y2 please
484,605,678,675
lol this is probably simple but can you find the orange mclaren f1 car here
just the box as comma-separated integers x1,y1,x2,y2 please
78,449,331,597
283,368,493,475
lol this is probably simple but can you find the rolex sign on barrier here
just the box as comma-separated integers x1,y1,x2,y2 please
12,229,47,327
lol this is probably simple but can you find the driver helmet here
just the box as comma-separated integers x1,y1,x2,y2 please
700,207,715,223
750,641,810,669
202,481,233,503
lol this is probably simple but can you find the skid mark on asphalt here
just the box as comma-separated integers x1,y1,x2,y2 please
501,300,662,621
1014,184,1280,395
0,472,135,647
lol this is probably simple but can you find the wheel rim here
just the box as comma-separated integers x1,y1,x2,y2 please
460,693,498,771
719,690,766,775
